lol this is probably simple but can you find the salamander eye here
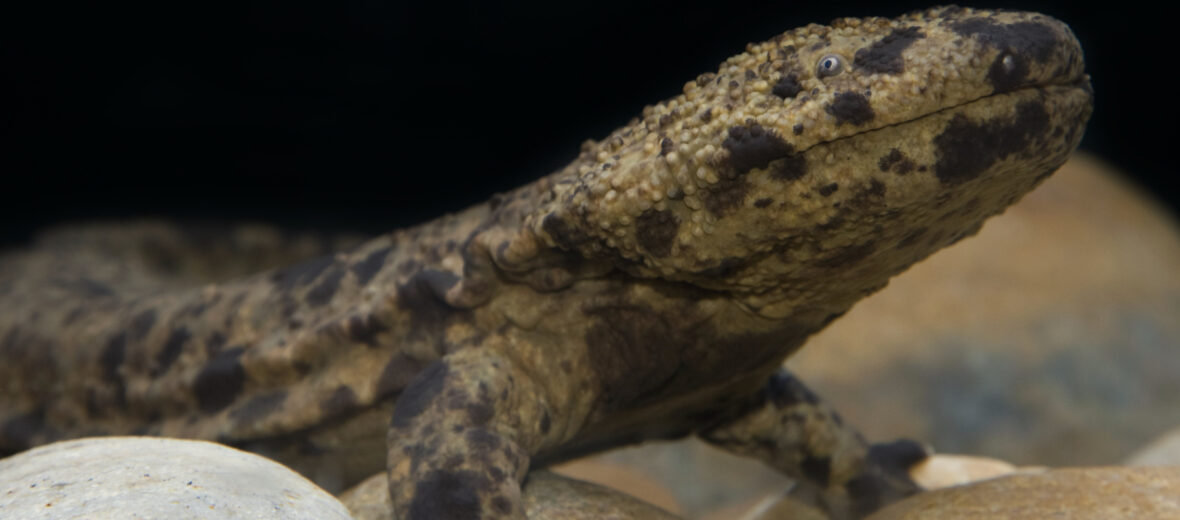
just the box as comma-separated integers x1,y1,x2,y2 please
1000,53,1017,73
816,54,845,78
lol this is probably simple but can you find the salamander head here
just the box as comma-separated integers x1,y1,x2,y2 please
515,7,1091,318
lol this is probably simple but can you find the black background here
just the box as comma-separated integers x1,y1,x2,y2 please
4,1,1174,246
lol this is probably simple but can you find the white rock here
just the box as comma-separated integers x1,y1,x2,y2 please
909,454,1026,490
1126,426,1180,467
0,436,352,520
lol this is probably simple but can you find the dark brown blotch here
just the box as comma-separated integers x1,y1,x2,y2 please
396,259,422,277
442,454,464,470
770,154,807,182
153,327,191,376
100,333,128,407
692,256,745,278
320,385,359,418
129,309,157,340
878,148,916,175
305,266,345,307
541,214,589,251
391,360,449,428
352,246,393,285
659,137,674,156
952,19,1060,93
722,124,796,174
408,469,487,520
771,73,802,99
584,304,679,409
635,209,679,258
488,467,507,483
271,256,334,293
57,278,114,298
464,382,495,426
841,439,928,516
801,455,833,488
817,215,845,232
818,183,839,197
754,198,773,208
465,427,502,455
101,333,126,384
765,371,820,408
396,269,463,341
699,108,713,123
702,174,751,217
853,26,925,74
866,179,886,198
401,442,429,473
205,331,227,357
377,353,430,398
347,313,389,347
491,495,513,515
825,91,875,125
815,241,877,269
194,347,247,413
896,227,929,249
933,101,1049,185
466,401,494,426
867,439,929,478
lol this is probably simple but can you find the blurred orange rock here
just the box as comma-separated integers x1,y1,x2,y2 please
790,153,1180,466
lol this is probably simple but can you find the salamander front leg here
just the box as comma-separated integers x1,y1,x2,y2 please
700,369,928,519
386,349,551,520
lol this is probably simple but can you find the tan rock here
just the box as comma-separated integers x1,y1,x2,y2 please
721,493,828,520
551,457,684,515
867,466,1180,520
338,473,395,520
341,469,681,520
522,471,682,520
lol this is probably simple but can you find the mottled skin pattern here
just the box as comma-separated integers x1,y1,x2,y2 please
0,6,1091,519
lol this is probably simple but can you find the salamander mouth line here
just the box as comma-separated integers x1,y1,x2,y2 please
795,74,1091,156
